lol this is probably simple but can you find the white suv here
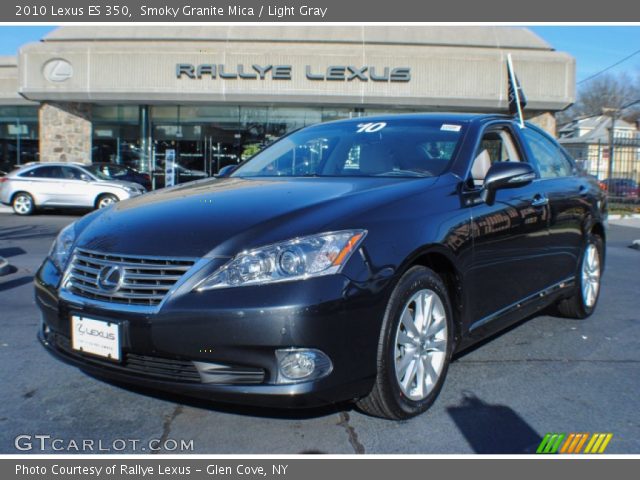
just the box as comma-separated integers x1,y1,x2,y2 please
0,162,146,215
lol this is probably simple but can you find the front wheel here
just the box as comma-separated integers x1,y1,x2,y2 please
96,194,118,209
555,234,604,319
12,192,34,215
357,266,454,420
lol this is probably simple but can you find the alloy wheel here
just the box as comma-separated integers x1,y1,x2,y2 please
13,195,32,214
394,289,448,401
581,243,600,308
98,196,116,209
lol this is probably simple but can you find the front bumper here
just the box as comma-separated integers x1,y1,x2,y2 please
35,258,388,408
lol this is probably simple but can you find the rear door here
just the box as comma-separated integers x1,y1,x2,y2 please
518,127,586,283
20,165,67,205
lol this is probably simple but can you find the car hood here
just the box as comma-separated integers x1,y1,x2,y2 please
74,176,439,258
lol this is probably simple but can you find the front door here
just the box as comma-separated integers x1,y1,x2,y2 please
463,124,551,334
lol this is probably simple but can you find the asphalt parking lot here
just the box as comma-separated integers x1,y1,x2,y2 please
1,208,639,454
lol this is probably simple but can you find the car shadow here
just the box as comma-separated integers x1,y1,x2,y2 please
446,392,542,453
0,247,26,258
87,373,355,421
0,225,59,241
0,275,34,293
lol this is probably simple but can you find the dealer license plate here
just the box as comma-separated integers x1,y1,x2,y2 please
71,315,121,361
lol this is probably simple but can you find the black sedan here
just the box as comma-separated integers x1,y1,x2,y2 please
35,114,607,419
86,163,152,191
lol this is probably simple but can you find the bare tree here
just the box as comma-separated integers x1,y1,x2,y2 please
558,71,640,125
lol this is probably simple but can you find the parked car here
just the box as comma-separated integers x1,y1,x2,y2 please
601,178,640,200
0,162,146,215
36,114,606,419
86,163,152,191
153,163,208,189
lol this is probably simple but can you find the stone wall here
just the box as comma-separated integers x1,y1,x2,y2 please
525,111,557,137
39,102,92,163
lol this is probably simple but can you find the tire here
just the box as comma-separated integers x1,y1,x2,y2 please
95,194,118,210
357,266,454,420
555,233,604,319
12,192,35,216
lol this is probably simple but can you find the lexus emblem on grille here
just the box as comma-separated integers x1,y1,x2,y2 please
97,265,125,293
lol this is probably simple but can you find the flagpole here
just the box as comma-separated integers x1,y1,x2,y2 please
507,54,525,129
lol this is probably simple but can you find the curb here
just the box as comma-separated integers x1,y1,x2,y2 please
608,214,640,220
0,256,9,276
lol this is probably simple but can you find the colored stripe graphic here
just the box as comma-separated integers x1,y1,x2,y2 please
537,433,613,454
584,433,613,454
573,433,590,453
537,433,565,453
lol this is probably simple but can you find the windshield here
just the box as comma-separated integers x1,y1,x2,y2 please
232,119,466,178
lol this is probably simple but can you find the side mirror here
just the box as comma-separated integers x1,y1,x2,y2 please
80,174,92,182
481,162,535,205
216,165,236,178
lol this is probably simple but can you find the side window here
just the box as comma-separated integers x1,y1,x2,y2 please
61,167,85,180
23,166,64,178
522,129,573,179
471,127,521,187
19,168,38,178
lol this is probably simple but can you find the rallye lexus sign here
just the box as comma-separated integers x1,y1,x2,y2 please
176,64,411,82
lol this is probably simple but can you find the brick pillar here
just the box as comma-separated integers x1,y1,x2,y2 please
525,111,557,137
39,102,92,163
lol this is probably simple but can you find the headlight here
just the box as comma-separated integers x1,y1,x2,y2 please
195,230,366,291
49,223,77,272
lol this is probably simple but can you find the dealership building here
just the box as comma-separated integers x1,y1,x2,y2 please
0,26,575,182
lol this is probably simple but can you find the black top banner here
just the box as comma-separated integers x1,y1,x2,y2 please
5,0,640,21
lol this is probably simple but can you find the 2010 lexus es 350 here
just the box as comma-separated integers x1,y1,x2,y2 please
36,114,606,419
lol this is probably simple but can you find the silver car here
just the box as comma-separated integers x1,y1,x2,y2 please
0,162,146,215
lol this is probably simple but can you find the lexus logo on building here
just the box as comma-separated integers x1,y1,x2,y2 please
43,59,73,83
97,266,125,293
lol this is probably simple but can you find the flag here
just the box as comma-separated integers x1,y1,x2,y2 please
506,54,527,127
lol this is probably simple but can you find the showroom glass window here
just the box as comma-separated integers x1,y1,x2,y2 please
149,105,359,180
92,105,142,171
0,106,39,173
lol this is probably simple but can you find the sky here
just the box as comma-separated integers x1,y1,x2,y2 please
0,25,638,85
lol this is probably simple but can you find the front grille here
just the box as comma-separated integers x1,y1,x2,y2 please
48,332,265,385
64,248,197,307
125,353,202,383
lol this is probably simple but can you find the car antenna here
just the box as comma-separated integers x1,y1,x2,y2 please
506,53,527,129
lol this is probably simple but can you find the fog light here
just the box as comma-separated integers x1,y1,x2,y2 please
275,348,332,384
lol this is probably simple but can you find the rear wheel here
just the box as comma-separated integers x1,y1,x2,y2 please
357,266,454,420
96,194,118,209
12,192,34,215
555,234,603,319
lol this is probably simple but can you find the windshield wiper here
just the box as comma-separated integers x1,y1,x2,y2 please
374,170,432,178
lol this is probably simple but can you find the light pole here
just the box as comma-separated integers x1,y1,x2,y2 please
602,107,619,180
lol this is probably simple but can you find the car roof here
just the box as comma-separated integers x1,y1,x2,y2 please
315,112,516,127
19,162,88,168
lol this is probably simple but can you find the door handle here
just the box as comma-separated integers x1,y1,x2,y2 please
531,194,549,207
